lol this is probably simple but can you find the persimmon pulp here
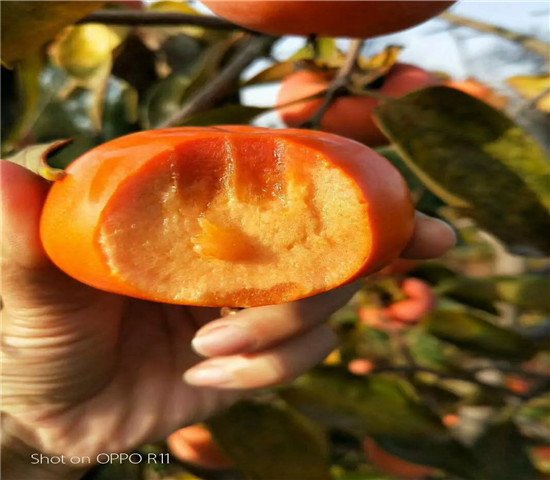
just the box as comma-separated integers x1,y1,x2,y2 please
98,135,368,305
40,127,415,307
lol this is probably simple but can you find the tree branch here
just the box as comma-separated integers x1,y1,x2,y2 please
301,39,364,128
78,10,249,31
440,12,550,58
157,35,276,128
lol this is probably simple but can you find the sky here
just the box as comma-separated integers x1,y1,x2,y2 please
230,1,549,119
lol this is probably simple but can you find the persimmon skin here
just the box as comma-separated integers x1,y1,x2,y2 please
383,278,436,324
364,438,436,479
445,78,509,109
202,1,455,38
40,126,414,307
348,359,375,375
277,64,439,146
167,425,233,470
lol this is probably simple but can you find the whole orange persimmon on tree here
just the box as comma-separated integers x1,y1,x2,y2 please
445,77,509,109
277,63,439,146
202,1,456,38
167,424,234,470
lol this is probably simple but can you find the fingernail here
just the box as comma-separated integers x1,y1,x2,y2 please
183,363,233,386
192,324,255,356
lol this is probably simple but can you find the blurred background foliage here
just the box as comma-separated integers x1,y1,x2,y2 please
2,1,550,479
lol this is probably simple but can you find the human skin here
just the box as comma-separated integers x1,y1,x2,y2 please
0,160,455,479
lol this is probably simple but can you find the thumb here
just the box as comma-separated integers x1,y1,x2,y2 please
1,159,51,270
0,160,103,314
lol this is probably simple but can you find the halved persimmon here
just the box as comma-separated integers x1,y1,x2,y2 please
40,127,414,307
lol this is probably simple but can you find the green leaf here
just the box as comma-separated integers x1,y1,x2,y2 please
284,369,484,479
289,45,315,62
352,327,392,364
140,36,239,128
160,34,205,76
438,275,550,313
436,276,500,314
283,368,444,438
45,134,99,169
408,262,458,286
375,86,550,256
140,74,192,129
243,61,297,87
2,53,44,153
5,139,70,180
1,67,18,150
424,307,536,361
180,104,270,127
508,74,550,113
314,38,346,67
1,1,105,66
173,34,241,103
288,39,345,68
208,400,332,480
33,83,98,139
407,330,459,372
473,419,538,480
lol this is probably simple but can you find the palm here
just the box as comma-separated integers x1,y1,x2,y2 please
2,270,238,459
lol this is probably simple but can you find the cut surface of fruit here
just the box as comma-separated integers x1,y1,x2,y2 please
40,127,414,307
98,135,370,305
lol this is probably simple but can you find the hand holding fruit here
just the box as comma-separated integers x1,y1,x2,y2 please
0,146,454,479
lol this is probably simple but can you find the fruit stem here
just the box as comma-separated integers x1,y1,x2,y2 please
301,39,364,129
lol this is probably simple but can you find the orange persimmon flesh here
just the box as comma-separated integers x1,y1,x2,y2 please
40,126,414,307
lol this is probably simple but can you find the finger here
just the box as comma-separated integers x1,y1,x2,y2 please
191,281,360,357
184,323,337,389
0,160,113,317
401,212,456,259
0,160,51,269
